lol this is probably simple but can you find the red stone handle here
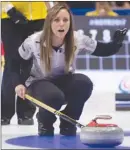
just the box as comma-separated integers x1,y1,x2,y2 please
87,115,118,127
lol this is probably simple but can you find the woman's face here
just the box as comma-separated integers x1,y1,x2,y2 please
51,9,70,39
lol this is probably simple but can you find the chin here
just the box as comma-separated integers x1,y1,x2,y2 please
57,35,65,39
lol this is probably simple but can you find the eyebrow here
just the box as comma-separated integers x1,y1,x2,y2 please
54,16,69,19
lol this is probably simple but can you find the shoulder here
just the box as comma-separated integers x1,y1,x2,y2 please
19,31,43,60
22,31,43,50
74,30,85,38
27,31,43,44
108,11,118,16
73,30,97,54
85,11,97,16
74,30,90,46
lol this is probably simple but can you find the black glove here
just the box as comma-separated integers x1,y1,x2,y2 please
7,7,28,24
113,28,128,45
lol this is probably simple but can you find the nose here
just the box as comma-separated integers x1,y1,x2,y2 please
59,20,64,26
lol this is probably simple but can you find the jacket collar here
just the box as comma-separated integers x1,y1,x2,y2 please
43,42,65,53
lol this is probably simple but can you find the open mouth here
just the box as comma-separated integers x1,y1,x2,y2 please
58,29,64,32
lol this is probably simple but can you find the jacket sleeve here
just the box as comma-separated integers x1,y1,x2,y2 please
2,2,28,24
74,30,122,57
10,54,32,88
92,28,127,57
91,41,122,57
18,37,33,60
11,37,33,88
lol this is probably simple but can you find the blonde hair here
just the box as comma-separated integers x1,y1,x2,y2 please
40,3,75,73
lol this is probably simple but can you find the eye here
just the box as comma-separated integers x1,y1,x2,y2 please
54,18,60,22
63,18,69,22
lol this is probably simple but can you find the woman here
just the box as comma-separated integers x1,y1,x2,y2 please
12,3,127,136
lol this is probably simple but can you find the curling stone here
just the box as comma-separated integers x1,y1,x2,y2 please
80,115,124,147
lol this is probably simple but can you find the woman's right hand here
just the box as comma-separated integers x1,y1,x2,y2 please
15,84,26,100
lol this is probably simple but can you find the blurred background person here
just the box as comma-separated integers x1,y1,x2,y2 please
86,1,118,16
1,1,55,125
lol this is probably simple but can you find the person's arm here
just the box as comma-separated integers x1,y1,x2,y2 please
11,37,33,88
92,28,127,56
11,53,33,100
91,41,121,56
75,28,127,57
3,2,28,24
10,53,32,88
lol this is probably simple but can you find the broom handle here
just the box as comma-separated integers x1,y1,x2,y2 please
25,94,84,128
